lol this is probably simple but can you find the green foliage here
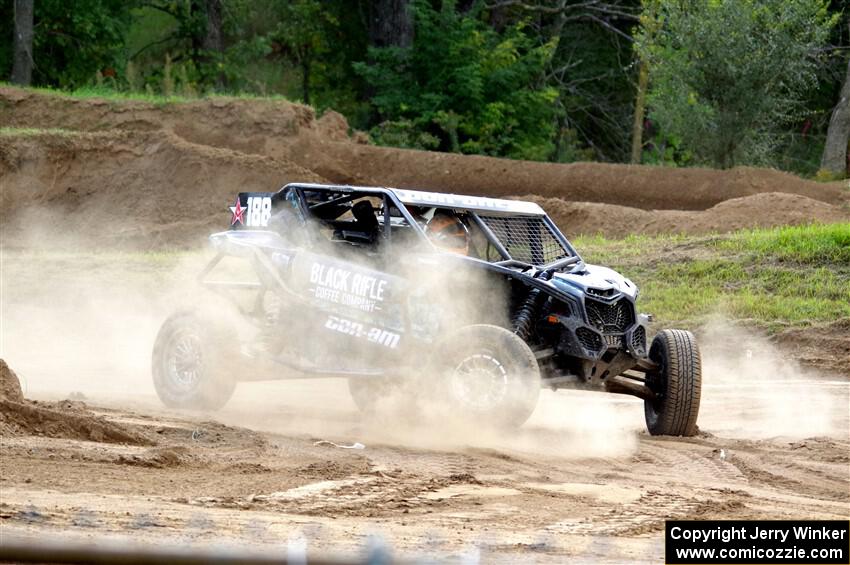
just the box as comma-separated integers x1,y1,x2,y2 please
551,127,596,163
1,0,134,88
368,119,441,150
637,0,837,168
219,0,368,118
355,1,559,160
640,130,692,167
118,3,219,95
551,16,639,162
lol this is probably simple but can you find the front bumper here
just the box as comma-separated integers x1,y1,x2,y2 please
548,297,648,360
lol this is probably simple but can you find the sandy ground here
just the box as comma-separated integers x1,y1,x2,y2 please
1,382,847,563
1,252,848,563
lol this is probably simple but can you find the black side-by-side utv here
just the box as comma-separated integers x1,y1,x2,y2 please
152,183,701,435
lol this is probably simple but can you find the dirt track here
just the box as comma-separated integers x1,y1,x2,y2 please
1,87,849,562
2,249,849,562
1,359,848,562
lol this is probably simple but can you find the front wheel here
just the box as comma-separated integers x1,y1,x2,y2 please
437,324,541,428
644,329,701,436
151,310,238,410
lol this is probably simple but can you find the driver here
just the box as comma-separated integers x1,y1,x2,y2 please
425,210,470,255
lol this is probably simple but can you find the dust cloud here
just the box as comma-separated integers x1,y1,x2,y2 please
216,381,640,460
697,318,847,439
3,208,641,458
5,212,844,457
1,214,211,402
364,389,640,458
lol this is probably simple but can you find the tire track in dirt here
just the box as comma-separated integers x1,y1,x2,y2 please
728,452,850,503
636,438,748,485
546,491,703,536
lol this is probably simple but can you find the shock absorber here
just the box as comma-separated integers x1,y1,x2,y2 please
512,272,551,342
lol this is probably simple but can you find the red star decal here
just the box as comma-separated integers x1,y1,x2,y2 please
229,197,245,226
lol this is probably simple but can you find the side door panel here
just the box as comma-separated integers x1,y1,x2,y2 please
289,251,407,353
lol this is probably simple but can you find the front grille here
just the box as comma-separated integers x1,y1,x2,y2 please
631,325,646,354
585,298,635,334
576,327,602,352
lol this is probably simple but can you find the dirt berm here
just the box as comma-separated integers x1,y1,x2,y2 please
0,359,150,444
0,130,324,248
1,86,847,247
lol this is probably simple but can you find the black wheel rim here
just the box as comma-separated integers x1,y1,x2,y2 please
449,351,509,412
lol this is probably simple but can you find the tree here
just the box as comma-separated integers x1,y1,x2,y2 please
136,0,226,90
200,0,225,89
356,0,559,160
11,0,34,85
480,0,642,162
630,0,659,163
820,33,850,177
638,0,836,168
368,0,414,48
213,1,367,113
21,0,132,88
271,0,341,105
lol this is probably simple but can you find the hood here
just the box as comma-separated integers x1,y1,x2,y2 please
550,263,638,301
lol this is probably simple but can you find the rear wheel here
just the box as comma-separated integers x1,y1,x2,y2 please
644,329,701,436
438,324,541,428
152,311,238,410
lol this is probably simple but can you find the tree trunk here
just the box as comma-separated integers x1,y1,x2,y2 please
301,55,311,106
11,0,34,86
820,55,850,177
632,0,661,164
488,6,510,32
202,0,223,53
630,60,649,164
368,0,414,48
201,0,225,90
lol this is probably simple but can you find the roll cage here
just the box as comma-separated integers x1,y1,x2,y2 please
281,183,583,271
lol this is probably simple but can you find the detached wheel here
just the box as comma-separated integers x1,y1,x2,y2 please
439,324,541,428
644,329,701,436
152,310,238,410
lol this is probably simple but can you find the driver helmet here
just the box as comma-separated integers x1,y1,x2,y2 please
425,211,470,255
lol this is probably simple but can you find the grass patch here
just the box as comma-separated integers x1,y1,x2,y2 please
720,223,850,263
0,127,76,137
574,223,850,331
1,83,294,107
